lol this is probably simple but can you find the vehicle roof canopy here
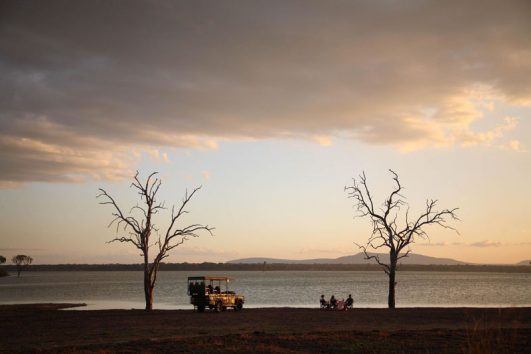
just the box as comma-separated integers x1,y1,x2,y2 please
187,276,231,281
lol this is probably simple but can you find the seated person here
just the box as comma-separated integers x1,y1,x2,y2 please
345,294,354,308
207,284,213,294
329,295,337,309
336,298,345,311
214,286,221,294
319,294,328,309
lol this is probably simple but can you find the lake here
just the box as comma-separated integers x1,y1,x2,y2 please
0,271,529,310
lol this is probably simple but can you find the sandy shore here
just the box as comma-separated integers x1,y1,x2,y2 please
0,304,529,353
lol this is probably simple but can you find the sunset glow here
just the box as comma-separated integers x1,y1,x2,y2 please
1,0,530,265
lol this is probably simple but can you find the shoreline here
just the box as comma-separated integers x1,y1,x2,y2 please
1,303,529,353
4,302,531,310
4,301,531,311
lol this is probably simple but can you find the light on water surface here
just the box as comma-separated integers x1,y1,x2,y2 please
1,271,529,310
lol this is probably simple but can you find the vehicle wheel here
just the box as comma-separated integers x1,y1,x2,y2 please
215,301,223,312
197,305,205,313
235,300,243,311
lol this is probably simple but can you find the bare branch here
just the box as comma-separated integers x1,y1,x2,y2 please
355,242,390,274
384,169,403,220
107,236,141,249
397,249,411,261
97,188,142,236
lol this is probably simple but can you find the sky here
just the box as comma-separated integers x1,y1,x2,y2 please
0,0,530,265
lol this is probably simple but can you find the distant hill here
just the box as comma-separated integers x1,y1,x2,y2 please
227,252,467,265
517,260,531,265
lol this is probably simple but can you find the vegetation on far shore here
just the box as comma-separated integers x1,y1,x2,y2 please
2,263,529,273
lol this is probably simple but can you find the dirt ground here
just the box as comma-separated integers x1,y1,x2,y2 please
0,304,529,353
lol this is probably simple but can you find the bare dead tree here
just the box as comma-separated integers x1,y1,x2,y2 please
98,171,214,310
345,170,458,308
12,254,33,277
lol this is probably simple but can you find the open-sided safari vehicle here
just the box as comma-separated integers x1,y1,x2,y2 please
187,276,245,312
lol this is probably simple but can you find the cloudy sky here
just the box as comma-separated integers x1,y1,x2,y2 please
1,0,530,264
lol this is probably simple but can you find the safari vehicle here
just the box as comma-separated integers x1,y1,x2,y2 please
187,276,245,312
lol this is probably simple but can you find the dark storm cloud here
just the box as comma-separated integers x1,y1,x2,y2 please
1,0,530,185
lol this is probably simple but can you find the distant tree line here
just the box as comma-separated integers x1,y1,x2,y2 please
2,262,529,273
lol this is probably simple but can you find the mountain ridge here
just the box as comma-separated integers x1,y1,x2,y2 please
227,252,468,265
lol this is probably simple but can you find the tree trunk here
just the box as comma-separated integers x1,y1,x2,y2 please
388,253,397,308
146,284,154,310
143,253,153,310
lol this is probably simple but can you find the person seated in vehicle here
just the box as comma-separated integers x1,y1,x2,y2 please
207,284,213,294
329,295,337,309
336,298,346,311
191,281,199,295
345,294,354,309
214,285,221,294
319,294,329,309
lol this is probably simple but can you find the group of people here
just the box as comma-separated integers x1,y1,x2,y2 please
188,281,221,295
320,294,354,310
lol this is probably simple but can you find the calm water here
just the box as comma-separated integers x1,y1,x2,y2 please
0,271,529,310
